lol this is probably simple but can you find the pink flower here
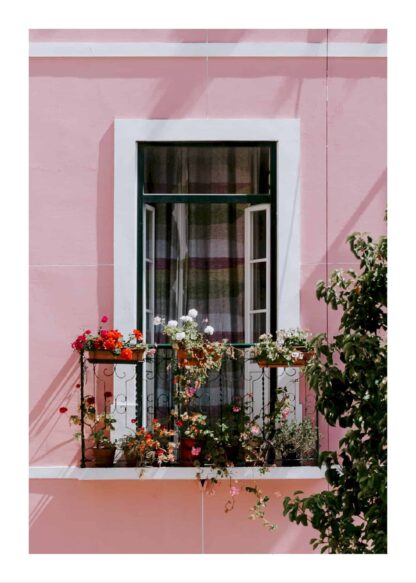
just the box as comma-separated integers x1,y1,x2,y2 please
84,329,91,335
250,425,261,435
230,486,240,497
232,406,241,413
185,387,197,398
282,408,290,419
101,315,108,323
191,447,201,456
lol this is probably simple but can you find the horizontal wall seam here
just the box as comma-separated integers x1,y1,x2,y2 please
29,263,114,267
29,41,387,58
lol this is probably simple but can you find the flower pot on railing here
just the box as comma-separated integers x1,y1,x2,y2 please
92,446,116,467
257,359,288,369
257,349,313,369
290,348,314,367
87,347,146,362
176,348,206,367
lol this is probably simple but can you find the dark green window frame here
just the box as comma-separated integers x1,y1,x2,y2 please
136,141,278,337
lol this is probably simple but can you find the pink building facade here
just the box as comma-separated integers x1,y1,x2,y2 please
29,29,387,553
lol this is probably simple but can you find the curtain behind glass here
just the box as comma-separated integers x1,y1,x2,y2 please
143,145,270,194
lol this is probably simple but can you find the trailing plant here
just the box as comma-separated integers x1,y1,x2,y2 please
60,391,117,450
154,310,234,386
283,228,387,553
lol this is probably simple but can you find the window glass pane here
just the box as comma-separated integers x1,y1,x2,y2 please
251,262,267,310
251,312,266,341
251,210,267,259
146,262,152,313
143,145,271,195
145,311,152,342
146,209,153,260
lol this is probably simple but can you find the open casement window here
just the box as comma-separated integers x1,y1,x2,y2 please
139,142,277,427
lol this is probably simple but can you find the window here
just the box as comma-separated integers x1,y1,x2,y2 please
138,142,276,345
113,119,300,435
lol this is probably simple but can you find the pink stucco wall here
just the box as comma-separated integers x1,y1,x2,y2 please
29,29,387,553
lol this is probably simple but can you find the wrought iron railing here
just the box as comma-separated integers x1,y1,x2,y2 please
78,345,319,468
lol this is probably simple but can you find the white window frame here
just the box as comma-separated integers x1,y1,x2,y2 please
113,119,300,431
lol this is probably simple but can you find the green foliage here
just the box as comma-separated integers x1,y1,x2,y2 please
283,230,387,553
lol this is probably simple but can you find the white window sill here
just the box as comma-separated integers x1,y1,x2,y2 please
29,466,326,481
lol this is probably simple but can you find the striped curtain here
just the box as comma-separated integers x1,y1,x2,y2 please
154,203,247,343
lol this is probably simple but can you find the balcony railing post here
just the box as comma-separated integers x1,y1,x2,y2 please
261,368,265,436
135,361,142,429
79,349,86,468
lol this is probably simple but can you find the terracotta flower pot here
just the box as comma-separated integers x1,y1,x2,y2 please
225,445,245,465
257,360,288,369
176,348,206,367
123,448,138,467
281,451,301,467
87,347,146,362
92,446,116,467
290,349,314,366
257,349,313,368
179,438,201,466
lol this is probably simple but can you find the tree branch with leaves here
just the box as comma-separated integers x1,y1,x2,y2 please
283,228,387,553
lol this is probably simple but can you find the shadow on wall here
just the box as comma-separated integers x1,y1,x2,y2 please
97,124,114,323
29,478,325,554
29,353,80,466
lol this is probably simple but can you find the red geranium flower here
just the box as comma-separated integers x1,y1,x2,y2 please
176,420,183,427
131,418,137,424
85,396,95,405
101,315,108,323
120,348,133,360
59,407,68,414
71,334,86,351
75,383,81,388
103,339,116,351
104,391,113,399
85,329,91,335
133,329,143,341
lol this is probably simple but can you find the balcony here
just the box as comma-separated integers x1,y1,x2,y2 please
69,344,320,477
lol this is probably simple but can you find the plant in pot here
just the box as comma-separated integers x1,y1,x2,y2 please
273,418,317,466
155,310,234,383
64,392,117,467
118,419,176,467
72,315,151,362
219,402,252,465
172,409,211,466
250,329,313,368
